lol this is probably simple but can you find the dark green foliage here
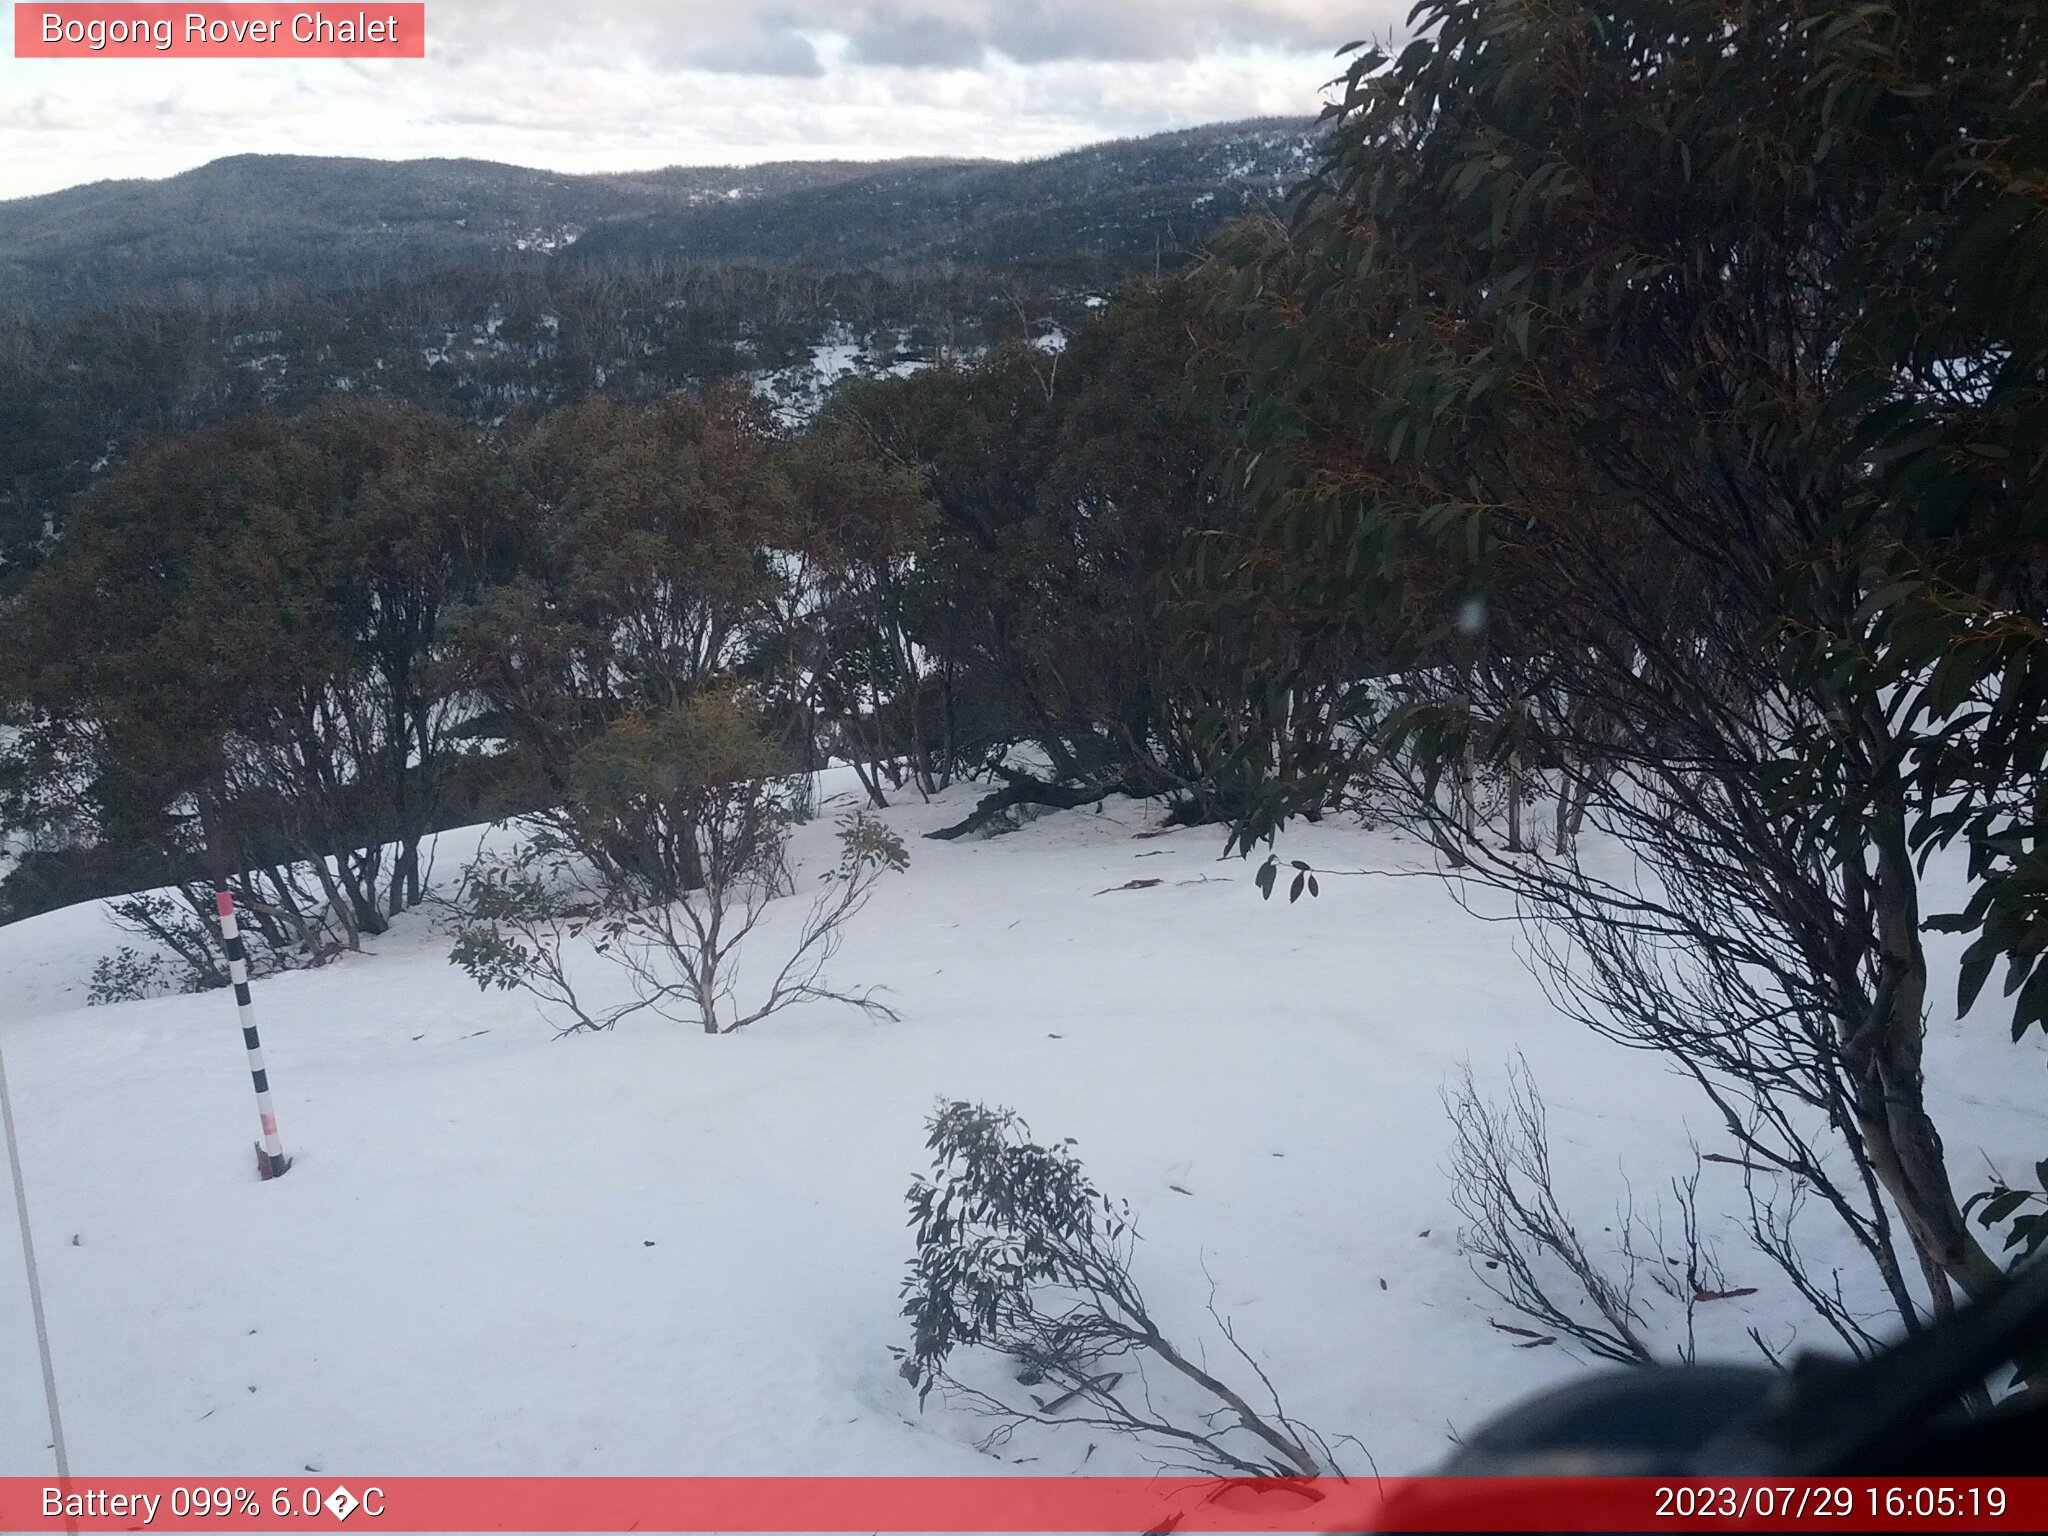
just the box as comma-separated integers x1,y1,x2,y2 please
2,397,516,952
825,278,1267,824
1966,1172,2048,1264
899,1100,1130,1403
454,389,799,878
1210,0,2048,1320
0,263,1034,566
444,397,915,1035
0,120,1322,564
835,810,910,879
562,694,795,907
443,833,616,1035
85,945,173,1006
780,417,944,801
448,863,573,995
1253,857,1318,904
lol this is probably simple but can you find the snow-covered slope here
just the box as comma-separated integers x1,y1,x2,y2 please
0,775,2037,1477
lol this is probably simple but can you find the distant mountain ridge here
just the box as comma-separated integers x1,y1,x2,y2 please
0,118,1320,314
564,119,1323,272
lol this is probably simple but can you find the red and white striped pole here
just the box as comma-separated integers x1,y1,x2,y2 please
216,890,291,1180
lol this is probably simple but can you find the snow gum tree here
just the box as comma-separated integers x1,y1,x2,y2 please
454,387,793,843
820,282,1282,836
1210,0,2048,1351
448,390,906,1033
780,417,943,807
0,399,514,966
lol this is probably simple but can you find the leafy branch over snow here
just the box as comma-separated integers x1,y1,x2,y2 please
897,1100,1343,1477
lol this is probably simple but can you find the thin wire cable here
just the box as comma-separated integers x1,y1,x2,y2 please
0,1024,70,1483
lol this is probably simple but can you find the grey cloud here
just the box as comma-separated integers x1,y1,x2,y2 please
431,4,826,76
983,2,1205,65
838,2,1197,68
841,9,989,69
656,24,825,77
434,1,1397,74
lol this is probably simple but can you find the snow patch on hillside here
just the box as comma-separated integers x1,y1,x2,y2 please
752,327,935,427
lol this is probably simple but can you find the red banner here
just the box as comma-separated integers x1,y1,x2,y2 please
13,5,425,58
1,1477,2043,1532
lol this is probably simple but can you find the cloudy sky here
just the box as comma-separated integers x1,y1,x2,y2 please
0,2,1411,201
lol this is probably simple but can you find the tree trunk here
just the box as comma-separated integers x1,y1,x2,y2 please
1506,751,1524,853
1847,806,2008,1305
849,754,892,811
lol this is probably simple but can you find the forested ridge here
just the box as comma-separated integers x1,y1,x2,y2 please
2,0,2045,1414
0,260,1077,563
0,118,1320,569
0,118,1316,315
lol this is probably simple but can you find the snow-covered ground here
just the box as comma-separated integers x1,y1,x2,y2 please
1,773,2039,1478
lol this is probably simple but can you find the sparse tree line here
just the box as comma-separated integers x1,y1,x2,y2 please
0,0,2042,1442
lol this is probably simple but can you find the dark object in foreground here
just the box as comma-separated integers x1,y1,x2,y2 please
254,1142,293,1181
1433,1259,2048,1481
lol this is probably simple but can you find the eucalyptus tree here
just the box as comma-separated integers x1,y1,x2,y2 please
1216,0,2047,1333
4,401,510,953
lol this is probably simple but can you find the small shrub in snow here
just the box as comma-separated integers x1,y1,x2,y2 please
447,807,907,1036
560,693,904,1032
1445,1058,1738,1368
105,892,233,992
107,880,336,992
898,1100,1339,1477
445,839,612,1035
446,686,907,1035
87,945,174,1005
608,805,907,1034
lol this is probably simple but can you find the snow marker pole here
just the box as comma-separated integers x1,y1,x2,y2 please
0,1019,73,1505
216,891,291,1180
